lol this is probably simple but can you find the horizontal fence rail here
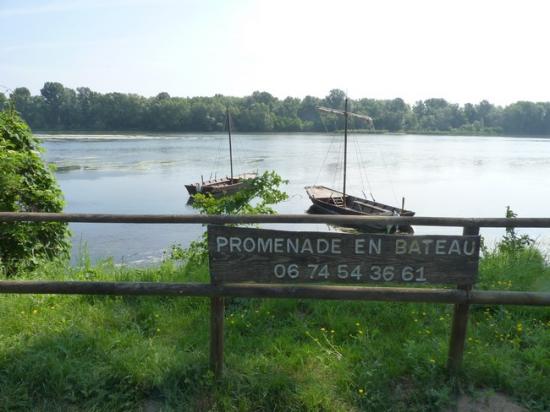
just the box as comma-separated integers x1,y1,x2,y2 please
2,212,550,227
1,281,549,306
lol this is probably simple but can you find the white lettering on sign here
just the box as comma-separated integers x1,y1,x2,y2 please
215,235,477,257
395,238,477,256
317,238,329,254
243,237,255,253
332,238,342,254
230,236,241,252
216,236,344,255
436,239,447,255
274,238,284,253
275,263,428,282
300,238,313,253
216,236,228,251
258,237,273,253
354,238,382,255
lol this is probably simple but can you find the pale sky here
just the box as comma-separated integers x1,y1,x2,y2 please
1,0,549,105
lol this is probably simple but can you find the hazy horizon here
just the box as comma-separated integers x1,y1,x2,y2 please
2,0,550,105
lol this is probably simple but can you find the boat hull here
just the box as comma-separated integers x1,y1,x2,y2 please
305,185,414,234
186,173,257,197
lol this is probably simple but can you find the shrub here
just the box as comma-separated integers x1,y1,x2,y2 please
169,171,288,265
0,107,70,275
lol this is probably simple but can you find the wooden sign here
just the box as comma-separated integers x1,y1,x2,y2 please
208,226,480,285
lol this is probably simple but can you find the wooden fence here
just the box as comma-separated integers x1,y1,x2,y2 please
1,212,550,378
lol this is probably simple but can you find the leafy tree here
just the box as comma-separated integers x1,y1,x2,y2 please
9,81,550,136
324,89,346,109
10,88,32,120
40,81,65,129
298,95,322,130
156,92,171,100
375,98,409,131
76,87,99,129
192,171,288,215
498,206,534,254
237,103,274,131
0,108,70,275
0,92,6,110
170,171,288,264
476,100,494,126
250,91,276,107
147,97,190,131
9,87,31,108
189,100,218,131
502,101,546,135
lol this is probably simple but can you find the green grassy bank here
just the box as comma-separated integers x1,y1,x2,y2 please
1,247,549,411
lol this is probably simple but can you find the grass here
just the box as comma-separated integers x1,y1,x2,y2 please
1,247,549,411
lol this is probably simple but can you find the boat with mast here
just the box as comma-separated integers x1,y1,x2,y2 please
305,98,414,233
185,109,257,197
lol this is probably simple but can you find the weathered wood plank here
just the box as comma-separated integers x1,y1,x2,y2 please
448,225,480,373
210,297,224,379
0,280,549,305
1,212,550,228
208,226,481,285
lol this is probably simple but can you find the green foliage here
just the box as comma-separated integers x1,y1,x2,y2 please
498,206,535,255
12,82,550,135
169,171,288,266
191,171,288,215
0,92,7,110
478,207,545,292
481,206,536,260
168,236,209,268
0,108,70,274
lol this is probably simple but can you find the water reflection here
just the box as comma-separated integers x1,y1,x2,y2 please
39,133,550,265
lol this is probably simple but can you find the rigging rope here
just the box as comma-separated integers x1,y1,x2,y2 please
352,134,376,201
315,112,342,187
376,138,399,206
352,135,368,197
228,113,239,177
212,124,224,179
331,135,344,191
314,133,340,187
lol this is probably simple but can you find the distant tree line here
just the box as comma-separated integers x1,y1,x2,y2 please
3,82,550,135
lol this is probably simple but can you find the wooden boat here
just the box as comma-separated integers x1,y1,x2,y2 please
186,109,257,197
305,185,414,233
305,98,415,233
185,172,257,197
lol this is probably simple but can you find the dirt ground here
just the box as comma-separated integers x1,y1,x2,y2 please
448,391,526,412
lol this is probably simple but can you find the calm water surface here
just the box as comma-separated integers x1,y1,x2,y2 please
39,133,550,264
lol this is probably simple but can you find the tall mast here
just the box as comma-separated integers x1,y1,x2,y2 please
317,101,372,200
227,108,233,180
343,98,348,199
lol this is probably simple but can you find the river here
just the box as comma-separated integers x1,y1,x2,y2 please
38,133,550,265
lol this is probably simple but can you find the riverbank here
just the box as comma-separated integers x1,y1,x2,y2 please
34,129,550,138
1,246,548,410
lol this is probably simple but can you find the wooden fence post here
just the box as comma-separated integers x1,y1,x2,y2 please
447,225,479,373
210,289,224,379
